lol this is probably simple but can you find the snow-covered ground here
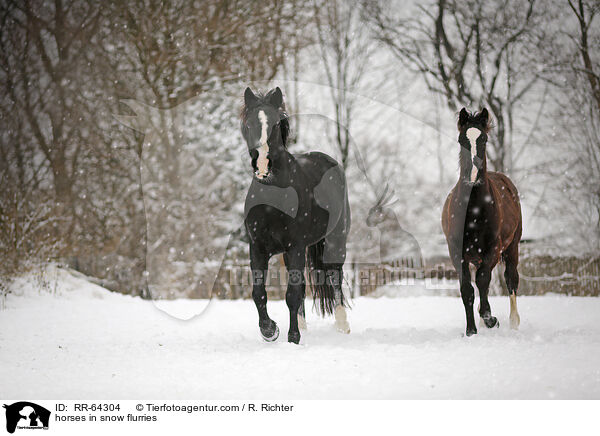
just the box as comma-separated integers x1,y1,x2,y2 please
1,267,599,399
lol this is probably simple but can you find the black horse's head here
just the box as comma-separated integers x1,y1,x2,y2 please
240,87,289,182
457,107,490,185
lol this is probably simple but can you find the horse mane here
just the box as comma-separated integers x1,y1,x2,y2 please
456,108,493,133
240,89,290,147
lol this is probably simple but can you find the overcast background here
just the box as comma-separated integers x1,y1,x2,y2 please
1,0,598,298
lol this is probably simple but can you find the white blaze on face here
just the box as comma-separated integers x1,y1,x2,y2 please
466,127,481,183
255,110,270,179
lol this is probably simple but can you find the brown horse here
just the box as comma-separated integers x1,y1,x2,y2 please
442,108,522,336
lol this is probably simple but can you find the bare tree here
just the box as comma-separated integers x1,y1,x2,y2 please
550,0,600,248
0,0,111,275
105,0,310,296
0,1,103,206
0,0,311,293
567,0,600,112
363,0,548,173
312,0,375,167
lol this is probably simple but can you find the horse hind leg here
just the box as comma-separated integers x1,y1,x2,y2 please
509,292,520,330
308,233,350,334
298,300,307,330
322,226,350,334
334,296,350,334
503,242,521,330
330,267,350,334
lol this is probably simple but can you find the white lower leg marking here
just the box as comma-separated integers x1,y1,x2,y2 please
509,294,520,330
334,305,350,334
256,110,269,178
298,313,307,330
466,127,481,183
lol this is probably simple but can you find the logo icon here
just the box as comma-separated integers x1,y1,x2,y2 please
3,402,50,434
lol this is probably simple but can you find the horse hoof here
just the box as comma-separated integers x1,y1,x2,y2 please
288,331,301,344
335,322,350,334
259,320,279,342
466,327,477,337
483,316,499,329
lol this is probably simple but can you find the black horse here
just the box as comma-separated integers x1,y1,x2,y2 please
442,108,522,336
241,87,351,343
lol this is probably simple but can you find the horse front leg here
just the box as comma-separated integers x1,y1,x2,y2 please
284,248,306,344
452,252,477,336
476,264,499,329
250,244,278,342
461,261,477,336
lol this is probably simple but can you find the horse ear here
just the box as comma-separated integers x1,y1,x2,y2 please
268,87,283,108
477,108,489,125
458,108,469,129
244,87,258,106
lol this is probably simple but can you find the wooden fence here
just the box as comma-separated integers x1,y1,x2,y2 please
518,255,600,296
210,253,600,299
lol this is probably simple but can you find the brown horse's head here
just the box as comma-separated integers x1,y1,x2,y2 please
457,108,491,185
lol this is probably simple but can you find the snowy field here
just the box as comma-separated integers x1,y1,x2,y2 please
1,268,600,399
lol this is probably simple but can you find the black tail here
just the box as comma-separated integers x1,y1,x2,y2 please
306,239,345,316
